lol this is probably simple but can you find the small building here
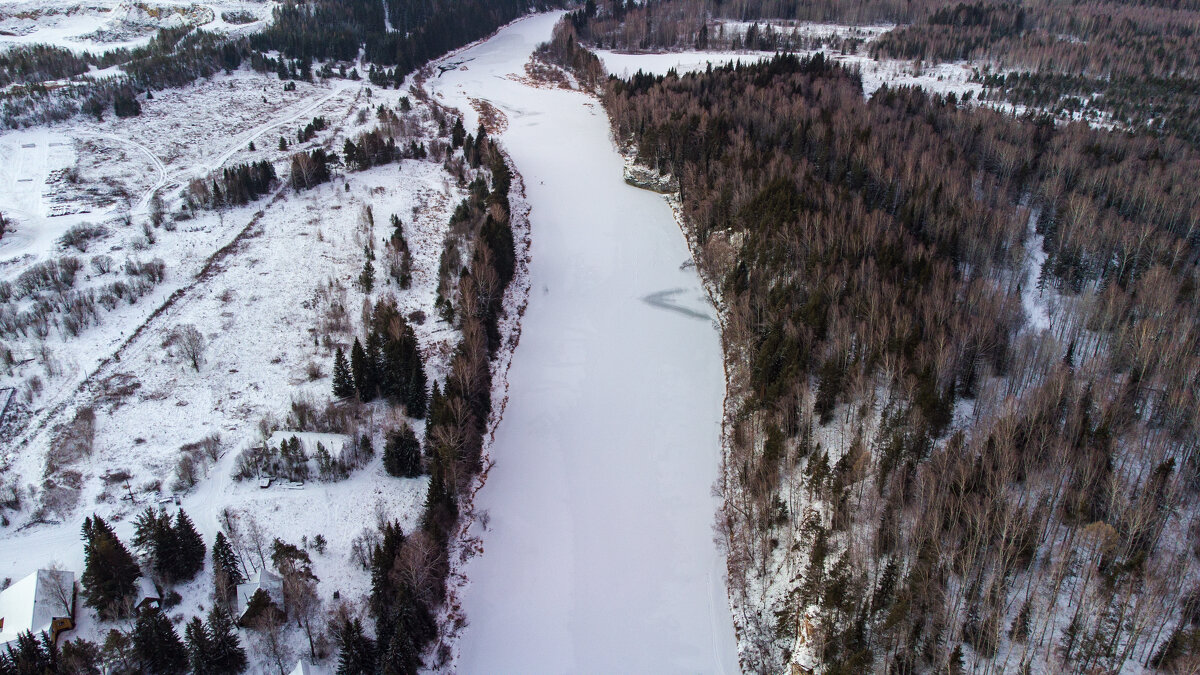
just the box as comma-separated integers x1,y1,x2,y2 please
135,577,161,611
0,569,76,649
235,570,284,623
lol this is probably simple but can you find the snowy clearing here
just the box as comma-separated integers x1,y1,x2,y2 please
0,59,471,672
0,0,275,55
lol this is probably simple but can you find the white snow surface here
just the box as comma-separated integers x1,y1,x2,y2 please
0,63,469,673
595,47,984,101
427,12,740,674
0,0,275,54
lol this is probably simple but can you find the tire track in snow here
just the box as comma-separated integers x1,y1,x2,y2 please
9,86,355,449
195,84,350,179
77,132,167,215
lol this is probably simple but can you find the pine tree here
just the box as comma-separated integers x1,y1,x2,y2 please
212,531,245,586
205,607,247,675
173,510,206,582
82,514,141,619
398,325,428,418
450,117,466,148
185,617,212,675
212,531,243,609
363,330,383,401
133,608,188,675
350,338,368,400
2,631,57,673
336,618,376,675
333,347,354,398
60,637,102,674
383,425,423,478
359,259,375,294
133,507,175,582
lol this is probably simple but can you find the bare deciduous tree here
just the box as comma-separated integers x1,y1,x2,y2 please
174,324,205,372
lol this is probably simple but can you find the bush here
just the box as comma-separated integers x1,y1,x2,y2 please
60,224,108,252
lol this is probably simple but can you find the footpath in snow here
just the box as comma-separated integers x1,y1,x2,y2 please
426,12,740,674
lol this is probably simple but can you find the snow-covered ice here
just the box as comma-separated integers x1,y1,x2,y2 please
427,12,739,674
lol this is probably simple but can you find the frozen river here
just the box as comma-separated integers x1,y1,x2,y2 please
426,12,740,674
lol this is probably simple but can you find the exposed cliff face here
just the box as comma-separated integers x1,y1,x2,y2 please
621,155,675,193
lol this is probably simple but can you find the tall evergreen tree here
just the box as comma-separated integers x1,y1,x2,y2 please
202,607,247,675
212,531,245,604
335,618,376,675
133,507,175,582
184,617,212,675
450,117,466,149
2,631,57,673
350,338,368,401
81,514,141,619
132,608,187,675
332,347,354,398
383,424,423,478
173,510,206,582
363,330,384,401
358,259,375,294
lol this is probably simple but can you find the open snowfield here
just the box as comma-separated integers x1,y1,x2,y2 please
0,0,274,54
427,12,740,673
0,58,472,670
595,46,984,100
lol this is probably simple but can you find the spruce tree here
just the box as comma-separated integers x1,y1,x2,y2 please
335,618,376,675
133,506,175,581
2,631,57,673
358,259,375,294
363,330,383,401
185,617,212,675
212,531,245,590
450,117,465,149
173,510,206,582
350,338,368,400
383,425,423,478
133,608,187,675
332,347,354,398
82,515,141,619
206,607,247,675
401,328,428,419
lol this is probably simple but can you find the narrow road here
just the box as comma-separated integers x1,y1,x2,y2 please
427,13,739,674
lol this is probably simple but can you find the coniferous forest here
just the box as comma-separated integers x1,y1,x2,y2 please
597,47,1200,673
568,0,1200,147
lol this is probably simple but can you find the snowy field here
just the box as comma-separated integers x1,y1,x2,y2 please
427,12,740,673
0,57,471,670
0,0,274,54
596,46,985,100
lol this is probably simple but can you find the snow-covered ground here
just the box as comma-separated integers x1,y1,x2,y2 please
0,59,469,671
427,12,740,673
0,0,274,54
596,47,984,100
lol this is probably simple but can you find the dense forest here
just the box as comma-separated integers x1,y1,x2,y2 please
251,0,561,88
566,0,1200,147
590,47,1200,673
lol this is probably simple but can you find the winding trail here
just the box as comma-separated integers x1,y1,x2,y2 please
78,131,167,214
427,13,739,674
